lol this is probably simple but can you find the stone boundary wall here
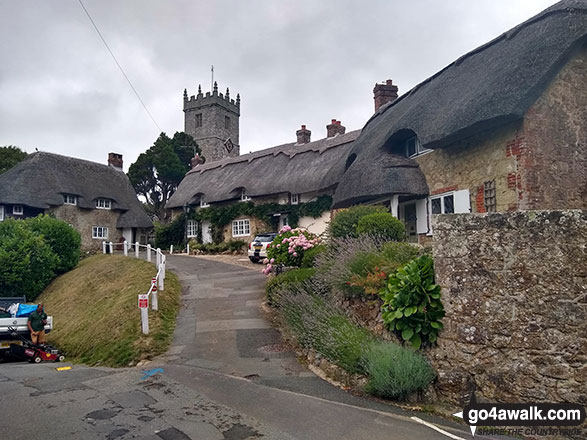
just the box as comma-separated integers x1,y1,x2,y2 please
430,210,586,406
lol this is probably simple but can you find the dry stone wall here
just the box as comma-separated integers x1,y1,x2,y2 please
430,211,587,406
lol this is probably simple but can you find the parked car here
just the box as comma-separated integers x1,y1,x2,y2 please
248,233,277,263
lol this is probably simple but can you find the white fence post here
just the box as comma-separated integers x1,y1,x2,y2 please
108,242,113,254
102,241,106,254
135,242,139,258
186,243,190,255
141,307,149,334
170,245,173,255
147,244,151,262
123,241,128,257
151,277,158,311
156,248,161,267
159,263,165,292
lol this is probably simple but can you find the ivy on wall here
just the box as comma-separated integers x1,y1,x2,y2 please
156,195,333,248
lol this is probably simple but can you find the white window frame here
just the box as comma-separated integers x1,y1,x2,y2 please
232,219,251,237
186,219,198,238
13,205,23,215
63,194,77,205
240,189,251,202
200,196,210,208
291,193,299,205
430,193,455,215
405,136,431,158
95,198,111,210
92,226,108,239
0,205,4,221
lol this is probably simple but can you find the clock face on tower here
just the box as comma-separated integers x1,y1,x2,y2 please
224,138,234,153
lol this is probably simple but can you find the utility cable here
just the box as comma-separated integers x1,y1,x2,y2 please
77,0,162,132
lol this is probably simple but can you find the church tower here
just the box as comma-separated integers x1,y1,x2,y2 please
183,82,240,162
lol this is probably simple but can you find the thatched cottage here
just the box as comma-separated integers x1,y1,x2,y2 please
167,125,359,243
169,0,586,244
333,0,587,243
0,152,153,250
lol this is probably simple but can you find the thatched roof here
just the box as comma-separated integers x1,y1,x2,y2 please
333,0,587,208
0,152,152,229
167,130,360,208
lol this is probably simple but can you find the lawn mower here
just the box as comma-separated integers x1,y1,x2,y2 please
6,326,65,363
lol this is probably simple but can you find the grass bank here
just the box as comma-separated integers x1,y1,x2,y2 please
38,254,181,367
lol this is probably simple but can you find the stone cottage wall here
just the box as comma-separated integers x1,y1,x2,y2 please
430,211,587,405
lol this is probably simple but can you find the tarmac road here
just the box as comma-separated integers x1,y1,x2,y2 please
0,255,485,440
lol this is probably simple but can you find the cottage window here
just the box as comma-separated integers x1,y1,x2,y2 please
404,136,430,158
0,206,4,222
291,194,299,205
187,220,198,238
484,180,497,212
92,226,108,239
431,194,455,214
63,194,77,205
96,198,111,210
232,219,250,237
13,205,23,215
195,113,202,128
200,196,210,208
241,190,251,202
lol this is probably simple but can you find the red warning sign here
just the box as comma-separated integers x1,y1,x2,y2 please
138,294,149,308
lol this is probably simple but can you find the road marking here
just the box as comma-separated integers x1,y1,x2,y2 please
56,366,72,371
411,417,466,440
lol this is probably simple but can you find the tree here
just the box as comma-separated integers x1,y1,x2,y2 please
0,146,27,174
128,132,201,222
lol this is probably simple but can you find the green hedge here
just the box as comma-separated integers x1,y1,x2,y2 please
0,219,60,301
26,215,81,273
356,212,405,241
329,205,385,239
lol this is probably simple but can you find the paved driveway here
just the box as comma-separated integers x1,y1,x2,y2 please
0,255,481,440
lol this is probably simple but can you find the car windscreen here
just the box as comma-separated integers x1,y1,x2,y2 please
254,235,275,242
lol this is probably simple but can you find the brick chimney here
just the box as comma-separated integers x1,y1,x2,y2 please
108,152,123,170
296,125,311,145
373,79,399,112
326,119,346,138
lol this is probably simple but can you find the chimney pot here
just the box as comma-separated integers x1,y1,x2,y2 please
108,152,123,170
373,78,399,112
327,119,346,138
296,125,311,145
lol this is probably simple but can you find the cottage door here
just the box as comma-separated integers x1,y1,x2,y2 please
402,203,418,243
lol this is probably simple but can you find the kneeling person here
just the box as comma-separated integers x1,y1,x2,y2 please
28,304,48,345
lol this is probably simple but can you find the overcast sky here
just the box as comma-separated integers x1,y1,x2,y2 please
0,0,557,170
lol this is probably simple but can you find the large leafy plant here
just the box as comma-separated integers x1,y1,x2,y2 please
379,255,444,349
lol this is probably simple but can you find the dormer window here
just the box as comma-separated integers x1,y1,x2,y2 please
95,198,111,210
291,194,299,205
63,194,77,205
200,196,210,208
404,136,430,158
241,190,251,202
13,205,23,215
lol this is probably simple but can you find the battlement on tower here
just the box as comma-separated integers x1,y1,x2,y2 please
183,82,240,115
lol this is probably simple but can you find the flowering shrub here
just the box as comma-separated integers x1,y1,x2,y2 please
347,266,388,296
262,225,320,274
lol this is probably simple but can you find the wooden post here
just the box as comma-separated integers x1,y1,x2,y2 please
170,245,173,255
123,241,128,256
102,241,106,254
135,242,139,258
108,242,113,254
141,307,149,334
186,243,190,255
147,244,151,262
156,248,161,267
159,262,165,292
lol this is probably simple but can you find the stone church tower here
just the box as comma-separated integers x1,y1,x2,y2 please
183,81,240,162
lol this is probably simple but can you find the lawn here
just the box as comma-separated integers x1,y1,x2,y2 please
38,254,182,367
